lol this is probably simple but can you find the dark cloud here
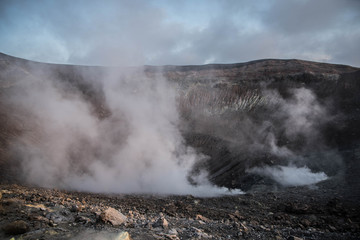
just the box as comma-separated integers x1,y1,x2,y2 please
0,0,359,66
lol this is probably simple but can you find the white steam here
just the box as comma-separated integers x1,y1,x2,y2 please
268,87,329,140
243,87,337,186
247,165,328,186
11,67,241,196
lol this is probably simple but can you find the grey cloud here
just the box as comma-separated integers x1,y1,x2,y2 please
326,31,360,67
0,0,359,66
263,0,348,34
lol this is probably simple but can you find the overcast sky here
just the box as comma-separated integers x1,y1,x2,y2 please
0,0,359,67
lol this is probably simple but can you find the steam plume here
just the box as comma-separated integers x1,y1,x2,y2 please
248,165,328,187
9,66,241,196
245,87,339,186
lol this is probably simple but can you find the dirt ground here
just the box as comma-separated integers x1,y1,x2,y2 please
0,183,359,240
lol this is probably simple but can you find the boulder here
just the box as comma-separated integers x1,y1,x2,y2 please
100,207,127,226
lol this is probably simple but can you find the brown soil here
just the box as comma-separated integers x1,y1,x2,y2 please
0,184,359,239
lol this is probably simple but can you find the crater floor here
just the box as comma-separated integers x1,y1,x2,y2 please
0,183,359,239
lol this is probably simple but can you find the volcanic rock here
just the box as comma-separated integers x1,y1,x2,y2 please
2,220,30,235
288,236,303,240
115,231,132,240
195,214,210,222
100,207,127,226
168,228,178,235
153,217,169,229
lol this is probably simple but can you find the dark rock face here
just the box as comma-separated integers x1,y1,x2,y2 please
155,59,360,197
0,53,360,196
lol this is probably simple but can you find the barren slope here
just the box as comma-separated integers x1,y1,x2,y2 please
0,53,360,197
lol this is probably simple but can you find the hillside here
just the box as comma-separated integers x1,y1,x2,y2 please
1,52,360,193
0,53,360,239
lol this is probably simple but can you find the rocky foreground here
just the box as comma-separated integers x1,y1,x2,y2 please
0,184,359,240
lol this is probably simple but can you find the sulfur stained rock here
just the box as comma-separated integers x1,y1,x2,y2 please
114,231,132,240
100,207,127,226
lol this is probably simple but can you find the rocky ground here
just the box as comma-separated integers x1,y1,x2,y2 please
0,183,359,240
